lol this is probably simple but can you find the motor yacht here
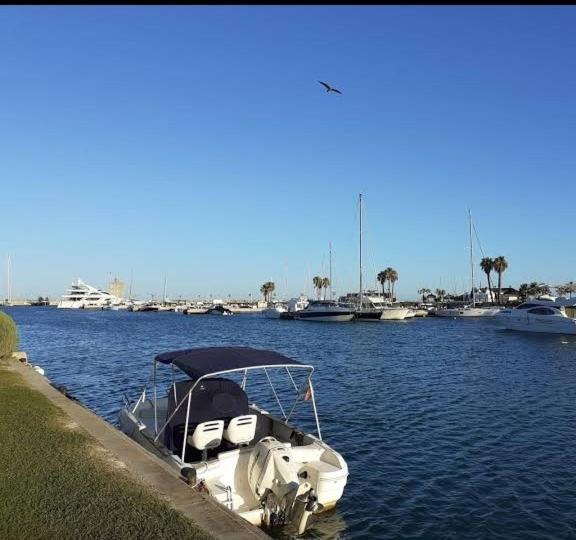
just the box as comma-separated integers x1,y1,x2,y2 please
496,301,576,334
206,305,234,316
119,347,348,535
57,279,121,309
295,300,355,322
434,304,502,318
262,302,289,319
379,306,411,320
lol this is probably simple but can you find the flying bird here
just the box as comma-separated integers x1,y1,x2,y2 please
318,81,343,95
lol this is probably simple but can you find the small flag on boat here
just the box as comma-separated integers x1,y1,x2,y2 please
303,385,312,401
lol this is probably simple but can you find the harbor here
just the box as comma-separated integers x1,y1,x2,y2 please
2,5,576,539
3,305,576,539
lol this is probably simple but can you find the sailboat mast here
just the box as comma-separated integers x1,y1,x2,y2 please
128,269,133,301
163,275,167,305
359,193,363,309
6,255,11,304
469,208,475,307
329,242,333,300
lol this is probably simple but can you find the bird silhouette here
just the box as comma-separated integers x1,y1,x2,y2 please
318,81,343,95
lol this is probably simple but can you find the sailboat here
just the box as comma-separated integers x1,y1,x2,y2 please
354,194,410,321
435,210,502,318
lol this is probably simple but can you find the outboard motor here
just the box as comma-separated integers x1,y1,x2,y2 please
248,437,318,533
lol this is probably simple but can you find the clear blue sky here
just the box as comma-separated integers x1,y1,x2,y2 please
1,6,575,301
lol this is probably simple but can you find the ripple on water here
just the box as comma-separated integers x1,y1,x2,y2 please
6,308,576,539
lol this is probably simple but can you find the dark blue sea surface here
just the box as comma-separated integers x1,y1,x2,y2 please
5,307,576,540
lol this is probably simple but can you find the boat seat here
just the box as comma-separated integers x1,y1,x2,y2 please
188,420,225,454
223,415,257,445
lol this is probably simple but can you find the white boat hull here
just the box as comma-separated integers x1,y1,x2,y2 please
435,307,501,317
262,307,287,319
497,312,576,335
380,307,410,320
296,313,355,322
118,402,348,533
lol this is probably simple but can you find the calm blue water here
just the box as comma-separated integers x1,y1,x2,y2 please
4,307,576,540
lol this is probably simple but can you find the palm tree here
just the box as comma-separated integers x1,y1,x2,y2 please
492,256,508,305
389,269,398,302
260,281,275,303
556,284,569,297
418,288,431,302
383,267,394,300
538,283,551,296
518,283,529,303
435,288,446,302
480,257,495,304
312,276,323,300
377,270,388,299
321,277,331,299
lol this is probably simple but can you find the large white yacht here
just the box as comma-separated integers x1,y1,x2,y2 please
57,279,121,309
496,300,576,335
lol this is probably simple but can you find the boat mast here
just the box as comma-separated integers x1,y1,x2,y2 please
329,242,333,300
163,275,167,305
6,255,11,304
469,208,475,307
128,269,133,301
359,193,363,309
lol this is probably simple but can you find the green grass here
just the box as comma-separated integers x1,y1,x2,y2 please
0,365,214,540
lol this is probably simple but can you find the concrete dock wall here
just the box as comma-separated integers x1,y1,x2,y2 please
10,354,269,540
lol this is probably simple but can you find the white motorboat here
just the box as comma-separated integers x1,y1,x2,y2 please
57,279,121,309
295,300,355,322
206,305,234,316
496,301,576,335
262,303,288,319
379,306,411,320
184,307,210,315
435,305,502,318
119,347,348,535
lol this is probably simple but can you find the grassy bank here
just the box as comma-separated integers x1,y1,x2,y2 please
0,364,213,540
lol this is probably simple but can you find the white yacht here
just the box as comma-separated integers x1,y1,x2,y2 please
351,295,411,321
57,279,121,309
295,300,355,322
496,301,576,335
262,302,289,319
379,305,411,320
435,304,502,318
119,347,348,535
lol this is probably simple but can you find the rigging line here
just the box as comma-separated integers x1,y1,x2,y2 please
472,221,486,259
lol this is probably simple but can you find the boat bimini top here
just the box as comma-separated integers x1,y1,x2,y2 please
132,346,322,463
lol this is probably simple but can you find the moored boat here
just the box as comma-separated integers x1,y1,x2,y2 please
118,347,348,535
295,300,355,322
496,301,576,334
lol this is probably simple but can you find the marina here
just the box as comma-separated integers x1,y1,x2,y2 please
5,305,576,539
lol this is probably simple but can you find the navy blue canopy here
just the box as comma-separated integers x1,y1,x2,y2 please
155,347,309,380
